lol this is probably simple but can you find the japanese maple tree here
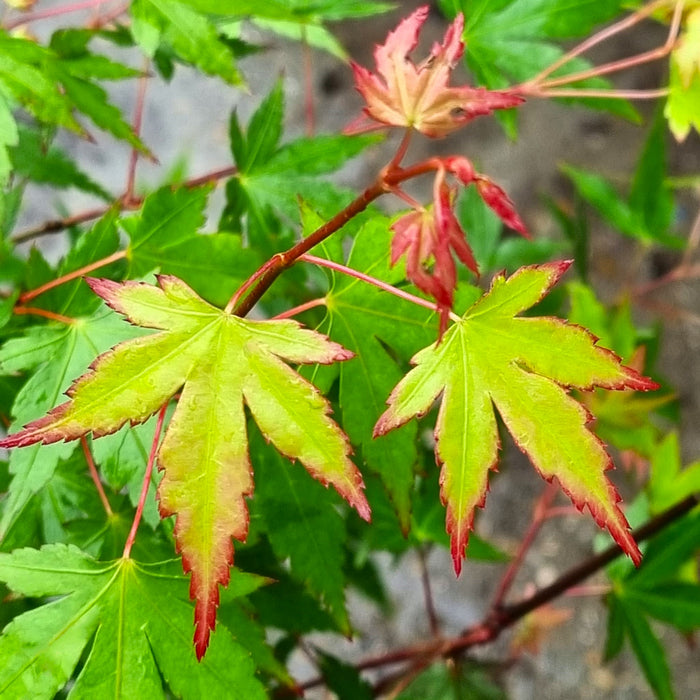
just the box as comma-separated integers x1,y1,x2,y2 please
0,1,698,699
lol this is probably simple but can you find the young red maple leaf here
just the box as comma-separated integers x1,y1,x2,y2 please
347,5,524,137
391,175,476,331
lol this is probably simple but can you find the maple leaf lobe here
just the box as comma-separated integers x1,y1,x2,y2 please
0,275,368,660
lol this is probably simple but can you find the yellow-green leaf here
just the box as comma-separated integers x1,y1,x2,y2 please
375,262,657,573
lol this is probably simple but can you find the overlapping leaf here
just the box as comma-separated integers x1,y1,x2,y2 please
8,126,110,200
222,82,382,251
130,0,244,84
0,544,267,699
252,434,352,632
122,185,259,307
0,31,146,159
374,261,657,573
665,7,700,141
0,275,369,657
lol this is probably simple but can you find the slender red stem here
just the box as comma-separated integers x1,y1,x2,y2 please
273,297,327,320
491,482,559,610
387,129,412,170
19,250,127,304
533,43,677,91
521,0,678,88
418,547,440,637
125,60,151,204
13,306,76,324
81,436,113,517
4,0,110,30
532,87,669,100
123,403,168,559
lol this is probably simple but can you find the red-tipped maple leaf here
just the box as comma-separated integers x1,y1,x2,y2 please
346,5,524,137
374,262,657,574
0,275,369,659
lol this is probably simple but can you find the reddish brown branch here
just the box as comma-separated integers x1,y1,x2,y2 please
490,481,559,610
12,166,238,244
287,494,699,696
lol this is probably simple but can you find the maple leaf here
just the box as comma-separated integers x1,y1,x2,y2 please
391,178,477,312
0,275,369,659
0,544,267,698
346,5,523,137
374,262,658,574
391,162,528,332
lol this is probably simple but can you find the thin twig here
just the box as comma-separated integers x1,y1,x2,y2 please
19,250,127,304
532,87,669,100
491,482,559,610
522,0,678,88
527,0,684,92
125,59,151,204
4,0,110,30
81,436,113,517
302,26,315,137
418,547,441,637
12,166,237,244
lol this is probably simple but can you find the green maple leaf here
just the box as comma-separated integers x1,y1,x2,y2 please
122,185,259,307
130,0,244,85
253,434,352,631
318,218,435,528
374,261,657,573
222,82,381,251
0,544,267,698
0,32,146,152
0,275,369,658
